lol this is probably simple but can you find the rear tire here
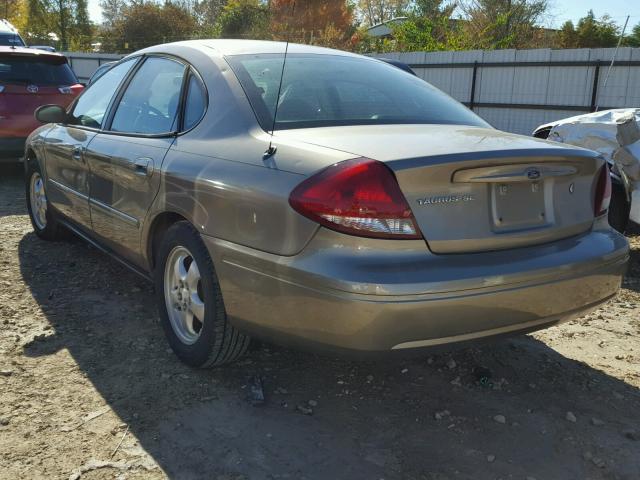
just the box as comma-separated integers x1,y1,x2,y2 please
154,221,250,367
608,182,630,234
25,159,65,241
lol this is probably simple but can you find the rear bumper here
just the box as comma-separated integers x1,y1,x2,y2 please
0,137,26,161
203,225,629,354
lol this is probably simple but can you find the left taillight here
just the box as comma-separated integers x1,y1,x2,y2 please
289,157,422,239
594,163,612,217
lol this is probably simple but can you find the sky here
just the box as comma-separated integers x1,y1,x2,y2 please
86,0,638,29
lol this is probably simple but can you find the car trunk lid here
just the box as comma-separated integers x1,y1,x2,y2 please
274,125,603,253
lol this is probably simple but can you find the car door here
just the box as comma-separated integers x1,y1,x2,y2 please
86,56,188,265
44,58,139,231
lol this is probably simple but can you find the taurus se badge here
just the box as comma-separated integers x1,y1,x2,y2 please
416,194,476,206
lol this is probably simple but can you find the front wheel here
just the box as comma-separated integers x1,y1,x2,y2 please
25,160,64,241
154,221,250,367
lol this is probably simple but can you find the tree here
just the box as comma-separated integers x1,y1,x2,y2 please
99,0,127,28
357,0,409,26
50,0,75,50
193,0,227,35
216,0,270,40
107,1,197,51
71,0,93,50
558,20,578,48
24,0,50,42
574,10,618,48
1,0,25,23
271,0,354,47
458,0,548,49
625,23,640,47
388,0,461,51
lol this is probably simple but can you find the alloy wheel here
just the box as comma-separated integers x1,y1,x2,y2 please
163,246,206,345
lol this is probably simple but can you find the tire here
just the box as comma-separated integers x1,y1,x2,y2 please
154,221,250,367
608,182,630,234
25,159,65,241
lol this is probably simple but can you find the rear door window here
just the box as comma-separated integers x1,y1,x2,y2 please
70,57,138,129
0,56,77,85
110,57,186,135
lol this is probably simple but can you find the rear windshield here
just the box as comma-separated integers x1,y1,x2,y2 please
227,53,489,131
0,55,77,86
0,33,25,47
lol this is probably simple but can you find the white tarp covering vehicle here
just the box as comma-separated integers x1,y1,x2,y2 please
534,109,640,232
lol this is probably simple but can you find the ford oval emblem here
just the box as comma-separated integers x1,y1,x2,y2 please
527,168,541,180
26,85,39,93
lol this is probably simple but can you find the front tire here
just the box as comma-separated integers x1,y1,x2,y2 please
25,160,64,241
154,221,250,367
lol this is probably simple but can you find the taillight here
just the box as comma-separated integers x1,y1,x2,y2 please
289,158,422,239
59,84,84,95
594,163,612,217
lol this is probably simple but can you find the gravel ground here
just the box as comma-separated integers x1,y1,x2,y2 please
1,164,639,480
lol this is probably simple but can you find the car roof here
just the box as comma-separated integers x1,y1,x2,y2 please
136,39,362,59
0,46,67,60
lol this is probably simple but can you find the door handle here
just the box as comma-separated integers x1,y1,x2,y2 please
72,145,83,162
133,157,153,177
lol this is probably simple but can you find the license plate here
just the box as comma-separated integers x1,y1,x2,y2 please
492,181,547,231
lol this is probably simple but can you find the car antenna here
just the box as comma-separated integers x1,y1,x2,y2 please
264,0,296,159
596,14,630,112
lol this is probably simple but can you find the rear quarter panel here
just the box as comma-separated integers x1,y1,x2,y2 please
141,48,354,267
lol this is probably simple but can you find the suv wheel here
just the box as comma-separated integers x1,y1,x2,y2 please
26,160,64,241
155,221,250,367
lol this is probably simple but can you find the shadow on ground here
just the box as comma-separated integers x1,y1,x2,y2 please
6,164,639,479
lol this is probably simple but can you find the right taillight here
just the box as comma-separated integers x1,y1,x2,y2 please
594,163,611,217
289,157,422,239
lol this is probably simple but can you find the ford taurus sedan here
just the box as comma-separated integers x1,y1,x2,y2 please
25,40,629,367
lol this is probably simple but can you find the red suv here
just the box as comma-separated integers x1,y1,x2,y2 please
0,47,83,162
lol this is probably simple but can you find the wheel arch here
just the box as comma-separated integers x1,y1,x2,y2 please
145,211,192,272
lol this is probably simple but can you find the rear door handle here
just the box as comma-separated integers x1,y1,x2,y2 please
72,145,83,162
133,157,153,177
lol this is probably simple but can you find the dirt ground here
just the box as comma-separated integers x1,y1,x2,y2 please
1,164,639,480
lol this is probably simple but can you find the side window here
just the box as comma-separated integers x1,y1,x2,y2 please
183,73,206,131
70,58,138,129
110,57,186,135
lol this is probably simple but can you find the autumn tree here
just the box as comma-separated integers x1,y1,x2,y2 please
271,0,354,47
1,0,25,23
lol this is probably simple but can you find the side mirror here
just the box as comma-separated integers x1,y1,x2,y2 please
35,104,69,124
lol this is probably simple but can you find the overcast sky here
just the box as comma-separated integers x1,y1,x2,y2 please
86,0,637,30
